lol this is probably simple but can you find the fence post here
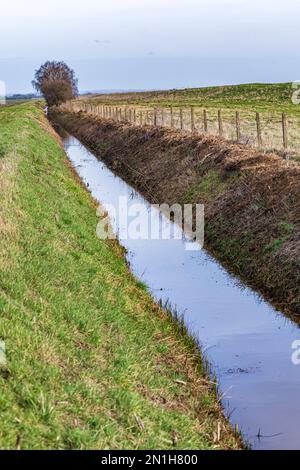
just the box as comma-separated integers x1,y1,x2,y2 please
256,112,262,147
191,107,195,133
154,108,157,126
282,113,288,149
236,111,241,141
203,109,208,132
218,110,223,137
170,106,174,129
180,108,183,130
161,108,164,127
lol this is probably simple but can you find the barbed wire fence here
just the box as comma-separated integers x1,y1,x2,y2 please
62,101,300,156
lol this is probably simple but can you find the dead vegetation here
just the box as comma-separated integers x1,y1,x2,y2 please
52,109,300,319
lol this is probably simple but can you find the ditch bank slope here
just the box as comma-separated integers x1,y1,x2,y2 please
0,103,241,449
52,110,300,319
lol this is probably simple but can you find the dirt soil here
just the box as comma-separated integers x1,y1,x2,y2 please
51,109,300,320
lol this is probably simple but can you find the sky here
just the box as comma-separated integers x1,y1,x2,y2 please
0,0,299,94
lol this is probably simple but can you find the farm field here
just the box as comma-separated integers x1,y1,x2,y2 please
78,83,300,157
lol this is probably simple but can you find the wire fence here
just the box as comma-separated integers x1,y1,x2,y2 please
63,101,300,156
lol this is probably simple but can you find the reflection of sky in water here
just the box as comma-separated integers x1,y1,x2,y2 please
65,135,300,450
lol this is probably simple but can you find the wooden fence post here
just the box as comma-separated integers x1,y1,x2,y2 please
191,107,195,133
282,113,288,149
218,110,223,137
154,108,157,126
236,111,241,140
161,108,164,127
256,112,262,147
203,109,208,132
180,108,183,130
170,106,174,129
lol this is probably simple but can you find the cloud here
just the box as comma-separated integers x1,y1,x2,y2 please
94,39,111,44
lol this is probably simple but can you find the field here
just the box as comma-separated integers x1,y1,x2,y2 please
0,103,240,450
78,83,300,157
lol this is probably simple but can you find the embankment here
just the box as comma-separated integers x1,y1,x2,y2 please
52,109,300,319
0,103,241,449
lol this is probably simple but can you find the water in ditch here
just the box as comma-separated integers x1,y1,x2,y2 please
63,134,300,450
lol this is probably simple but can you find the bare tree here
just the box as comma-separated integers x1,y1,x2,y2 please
32,61,78,107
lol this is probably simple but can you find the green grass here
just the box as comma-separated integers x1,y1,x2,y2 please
82,82,299,114
183,170,239,204
0,103,240,450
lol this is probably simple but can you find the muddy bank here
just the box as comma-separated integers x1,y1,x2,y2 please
51,109,300,318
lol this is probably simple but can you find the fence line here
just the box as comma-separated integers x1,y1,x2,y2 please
62,101,293,153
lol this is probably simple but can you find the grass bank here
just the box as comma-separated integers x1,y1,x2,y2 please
52,109,300,320
0,103,241,450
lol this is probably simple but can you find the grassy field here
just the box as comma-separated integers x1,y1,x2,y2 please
81,83,297,113
78,83,300,155
0,103,240,450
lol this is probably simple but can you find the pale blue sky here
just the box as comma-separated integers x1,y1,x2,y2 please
1,0,299,93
